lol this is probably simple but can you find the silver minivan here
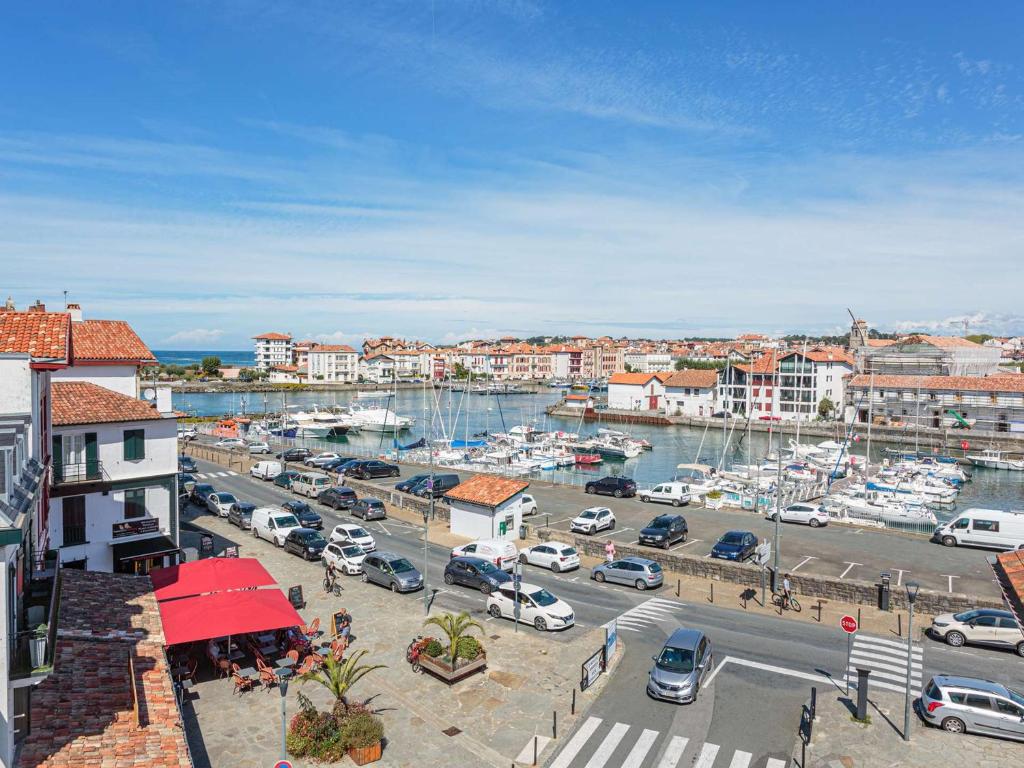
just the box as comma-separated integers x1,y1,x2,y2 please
361,551,423,593
921,675,1024,741
646,627,713,704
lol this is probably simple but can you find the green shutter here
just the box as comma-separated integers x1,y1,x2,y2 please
125,488,146,519
52,435,63,483
123,429,145,461
85,432,99,479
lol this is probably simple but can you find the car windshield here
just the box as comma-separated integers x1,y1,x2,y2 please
1009,688,1024,708
274,515,299,528
952,610,981,622
291,503,311,513
238,504,255,514
302,532,326,545
529,589,558,607
391,559,416,574
580,510,597,519
656,646,695,673
341,545,364,558
649,517,672,529
721,533,745,545
347,527,369,538
217,493,236,504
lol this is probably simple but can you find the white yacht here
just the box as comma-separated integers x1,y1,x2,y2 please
347,401,414,432
290,406,353,439
966,448,1024,471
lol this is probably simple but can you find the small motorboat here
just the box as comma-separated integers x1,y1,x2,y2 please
574,453,603,465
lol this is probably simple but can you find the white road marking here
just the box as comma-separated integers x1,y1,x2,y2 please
892,568,907,586
839,562,861,579
216,471,229,477
654,736,689,768
845,675,921,696
943,574,958,593
708,656,837,687
765,760,787,768
619,729,659,768
226,470,238,475
595,527,632,539
377,522,391,536
790,556,816,572
854,633,923,652
548,717,602,768
672,538,702,550
545,516,577,526
582,722,629,768
514,735,551,764
728,750,752,768
693,742,720,768
196,473,208,479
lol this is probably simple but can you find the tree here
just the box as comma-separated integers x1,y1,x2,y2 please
818,396,835,420
298,649,385,706
452,362,469,379
623,363,634,373
423,611,483,669
200,356,222,377
964,334,993,345
674,358,726,371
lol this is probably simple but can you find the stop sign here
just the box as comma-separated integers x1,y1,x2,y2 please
840,615,858,634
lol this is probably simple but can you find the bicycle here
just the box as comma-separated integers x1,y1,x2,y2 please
323,570,342,596
772,590,802,613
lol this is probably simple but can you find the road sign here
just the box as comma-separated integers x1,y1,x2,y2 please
274,761,293,768
840,615,858,634
755,542,771,566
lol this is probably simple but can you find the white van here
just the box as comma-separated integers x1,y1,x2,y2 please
449,539,519,571
933,509,1024,551
251,507,302,547
250,460,283,481
638,482,691,507
291,472,332,498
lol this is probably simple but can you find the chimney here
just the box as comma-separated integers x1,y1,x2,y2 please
67,303,83,322
2,296,13,311
27,300,45,313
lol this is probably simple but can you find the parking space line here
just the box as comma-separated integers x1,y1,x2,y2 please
545,516,577,526
377,522,391,536
839,562,861,579
892,568,907,586
594,527,632,539
671,539,701,551
790,556,816,572
942,574,958,593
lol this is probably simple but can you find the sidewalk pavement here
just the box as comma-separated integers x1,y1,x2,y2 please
178,514,615,768
792,688,1024,767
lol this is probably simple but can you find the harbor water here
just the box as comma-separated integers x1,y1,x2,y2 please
173,388,1024,520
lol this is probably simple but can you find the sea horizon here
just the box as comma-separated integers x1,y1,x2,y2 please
153,349,255,367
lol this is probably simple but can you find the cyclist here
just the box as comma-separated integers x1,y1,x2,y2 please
782,573,793,608
324,561,338,594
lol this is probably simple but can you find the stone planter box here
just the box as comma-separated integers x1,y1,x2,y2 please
417,651,487,685
347,741,382,765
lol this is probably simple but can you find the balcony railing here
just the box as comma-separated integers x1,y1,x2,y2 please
51,460,106,485
10,551,61,682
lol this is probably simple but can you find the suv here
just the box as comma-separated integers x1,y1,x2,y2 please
228,501,255,529
349,460,400,480
412,473,460,498
281,500,323,530
647,628,713,703
570,507,616,535
639,514,688,549
584,476,636,498
318,486,358,510
352,498,387,521
283,528,328,560
277,447,312,463
929,609,1024,656
920,675,1024,740
395,474,431,493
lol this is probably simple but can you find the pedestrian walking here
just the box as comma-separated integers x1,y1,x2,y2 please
605,539,615,563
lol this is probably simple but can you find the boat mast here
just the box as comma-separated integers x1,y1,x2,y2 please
914,383,921,455
865,372,875,480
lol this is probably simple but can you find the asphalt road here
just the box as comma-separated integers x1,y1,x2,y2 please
185,457,1024,768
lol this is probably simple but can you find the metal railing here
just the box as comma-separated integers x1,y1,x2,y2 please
51,460,106,484
10,552,61,681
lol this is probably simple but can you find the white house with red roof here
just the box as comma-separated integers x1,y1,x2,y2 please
662,369,719,416
607,372,671,411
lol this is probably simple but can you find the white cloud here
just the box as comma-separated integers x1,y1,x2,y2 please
164,328,225,344
893,313,1024,335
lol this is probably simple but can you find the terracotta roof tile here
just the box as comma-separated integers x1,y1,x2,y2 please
0,310,70,360
252,332,291,340
52,382,163,426
993,549,1024,628
444,474,530,508
662,369,719,388
848,374,1024,393
901,334,982,348
71,319,155,363
311,344,357,353
609,372,662,385
865,338,896,347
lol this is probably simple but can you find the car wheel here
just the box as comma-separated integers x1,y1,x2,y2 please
771,513,780,522
640,495,650,503
609,519,616,530
519,553,529,565
945,631,966,648
392,469,400,477
1016,641,1024,658
635,579,647,590
252,528,260,539
534,617,547,631
662,540,670,550
479,582,491,595
551,562,560,573
594,571,606,583
488,604,502,619
444,573,454,585
320,557,327,567
390,582,399,593
809,519,821,528
589,526,596,535
361,572,368,583
672,499,681,507
941,536,957,547
585,486,596,494
613,489,623,498
940,717,966,734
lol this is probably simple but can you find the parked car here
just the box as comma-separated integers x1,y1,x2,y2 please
250,460,283,480
329,523,376,552
281,500,323,530
584,476,637,498
305,452,343,468
929,609,1024,656
395,473,431,493
206,491,238,517
592,557,664,590
443,556,512,594
710,530,758,562
486,582,575,632
772,503,830,527
449,539,518,571
412,473,459,498
639,482,691,507
178,455,198,473
570,506,616,535
216,438,247,449
177,426,198,441
920,675,1024,740
322,456,359,472
334,459,363,476
283,528,328,560
518,542,580,572
711,411,735,419
932,509,1024,550
228,501,255,529
277,447,312,463
646,628,713,703
639,514,688,549
273,470,301,489
177,472,196,494
352,498,387,521
318,486,358,510
189,483,214,506
291,472,332,499
321,541,366,575
520,493,538,516
247,441,272,455
250,507,302,547
361,552,423,592
349,460,400,480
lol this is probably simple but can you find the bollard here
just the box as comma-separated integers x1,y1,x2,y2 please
533,735,538,766
815,599,824,623
571,688,576,715
709,583,714,603
898,613,902,637
857,607,861,628
546,514,550,529
676,578,680,597
856,668,871,721
553,711,557,739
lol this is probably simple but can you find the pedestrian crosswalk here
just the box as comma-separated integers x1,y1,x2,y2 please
193,470,237,479
615,597,685,633
542,717,788,768
843,633,923,696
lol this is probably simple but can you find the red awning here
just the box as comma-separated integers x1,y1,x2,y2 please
151,557,276,601
159,589,304,645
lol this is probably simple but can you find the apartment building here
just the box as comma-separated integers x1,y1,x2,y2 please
307,344,359,382
252,332,293,371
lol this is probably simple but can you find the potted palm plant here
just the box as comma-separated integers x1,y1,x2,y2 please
298,649,385,713
417,611,487,684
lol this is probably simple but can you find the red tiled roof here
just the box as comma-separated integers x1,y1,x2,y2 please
271,364,298,372
253,332,291,340
901,334,982,348
17,570,191,768
663,369,719,388
565,394,591,400
733,354,777,375
444,474,530,508
609,372,670,385
311,344,357,353
783,348,855,365
865,339,896,347
52,381,163,426
71,319,156,363
993,549,1024,629
848,374,1024,393
0,310,70,360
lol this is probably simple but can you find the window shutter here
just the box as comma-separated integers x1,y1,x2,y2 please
52,435,63,482
85,433,99,479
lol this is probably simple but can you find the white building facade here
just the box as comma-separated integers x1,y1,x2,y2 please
607,373,668,411
253,332,294,371
662,370,719,417
308,345,359,382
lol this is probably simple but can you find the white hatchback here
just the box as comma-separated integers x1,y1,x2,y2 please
329,523,376,552
322,541,367,575
206,491,237,517
569,507,616,535
521,494,538,516
773,503,830,527
518,542,580,573
486,582,575,632
215,438,247,449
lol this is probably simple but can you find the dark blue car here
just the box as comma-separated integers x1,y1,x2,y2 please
710,530,757,562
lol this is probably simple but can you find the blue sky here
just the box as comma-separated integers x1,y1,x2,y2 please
2,2,1023,348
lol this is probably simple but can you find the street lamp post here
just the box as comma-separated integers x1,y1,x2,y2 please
424,456,434,616
279,677,290,760
903,581,920,742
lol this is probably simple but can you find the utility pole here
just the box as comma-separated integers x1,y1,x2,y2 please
424,425,433,616
773,349,782,585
